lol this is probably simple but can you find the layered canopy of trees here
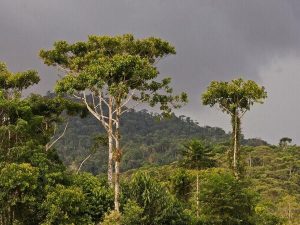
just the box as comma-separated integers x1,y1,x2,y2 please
0,34,299,225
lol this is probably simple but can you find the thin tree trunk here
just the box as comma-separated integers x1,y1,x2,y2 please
233,112,237,175
231,111,240,178
196,173,199,218
108,135,113,186
249,153,252,167
114,105,121,212
107,97,113,187
288,202,291,221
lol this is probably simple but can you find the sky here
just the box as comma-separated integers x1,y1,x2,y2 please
1,0,300,144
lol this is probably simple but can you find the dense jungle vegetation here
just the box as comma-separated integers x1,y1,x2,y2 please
0,34,299,225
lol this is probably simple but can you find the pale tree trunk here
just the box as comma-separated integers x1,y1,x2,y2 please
233,112,238,177
114,105,121,212
196,173,199,218
107,97,113,187
108,134,113,186
288,202,291,221
231,110,240,178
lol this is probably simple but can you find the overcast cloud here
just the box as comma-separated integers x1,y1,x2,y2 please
1,0,300,144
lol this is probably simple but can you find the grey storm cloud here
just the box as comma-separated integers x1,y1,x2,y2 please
1,0,300,144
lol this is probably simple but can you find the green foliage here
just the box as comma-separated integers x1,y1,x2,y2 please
244,145,300,224
198,169,257,225
0,163,40,224
0,60,96,224
202,78,267,113
170,169,193,202
2,142,64,174
180,139,216,169
101,210,122,225
124,172,189,225
71,173,114,221
39,173,114,224
254,203,283,225
125,172,168,220
0,94,86,162
40,34,187,117
121,200,145,225
0,61,39,95
100,203,157,225
42,185,93,225
0,163,39,207
277,194,300,224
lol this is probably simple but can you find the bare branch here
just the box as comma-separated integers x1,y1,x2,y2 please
73,93,84,100
83,91,101,121
76,154,92,174
46,121,69,151
99,90,110,108
91,92,98,113
82,92,111,132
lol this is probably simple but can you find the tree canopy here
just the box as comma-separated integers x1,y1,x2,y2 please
202,78,267,116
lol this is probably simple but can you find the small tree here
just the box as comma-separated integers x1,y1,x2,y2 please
180,139,216,170
279,137,292,149
180,139,216,217
202,78,267,178
40,34,187,211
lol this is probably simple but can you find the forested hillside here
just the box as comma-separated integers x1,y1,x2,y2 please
56,109,267,173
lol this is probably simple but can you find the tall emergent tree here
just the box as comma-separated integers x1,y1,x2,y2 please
202,78,267,178
39,34,187,211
